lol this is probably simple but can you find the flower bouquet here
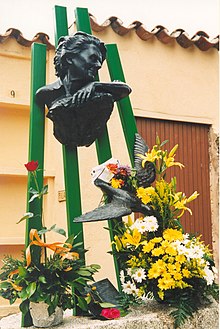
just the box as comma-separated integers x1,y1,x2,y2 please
0,161,115,326
91,135,218,328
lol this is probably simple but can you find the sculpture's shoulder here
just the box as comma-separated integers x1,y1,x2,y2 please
36,79,64,108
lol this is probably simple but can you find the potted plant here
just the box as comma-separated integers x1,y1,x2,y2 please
0,160,101,327
0,230,101,327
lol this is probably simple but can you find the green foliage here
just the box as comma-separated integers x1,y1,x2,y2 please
0,235,100,317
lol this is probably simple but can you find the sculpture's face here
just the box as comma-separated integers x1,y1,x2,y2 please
67,44,103,82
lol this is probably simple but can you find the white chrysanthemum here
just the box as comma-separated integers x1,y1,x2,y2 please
143,216,159,232
120,270,125,284
131,268,146,283
131,218,149,234
126,268,132,276
122,280,138,295
203,265,215,285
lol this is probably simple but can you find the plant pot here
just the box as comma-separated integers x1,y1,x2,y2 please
29,301,63,327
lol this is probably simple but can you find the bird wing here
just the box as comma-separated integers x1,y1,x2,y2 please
74,201,132,223
134,133,149,170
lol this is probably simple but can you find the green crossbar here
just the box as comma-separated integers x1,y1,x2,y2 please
22,43,46,327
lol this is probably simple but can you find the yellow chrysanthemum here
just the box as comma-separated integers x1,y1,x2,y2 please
111,178,124,188
142,241,155,253
182,268,191,278
148,265,162,279
165,245,177,256
174,262,181,272
176,254,186,264
151,247,165,257
172,272,183,281
158,275,175,290
151,237,163,244
136,187,151,204
163,228,183,242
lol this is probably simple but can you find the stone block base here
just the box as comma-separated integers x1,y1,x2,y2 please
0,300,218,329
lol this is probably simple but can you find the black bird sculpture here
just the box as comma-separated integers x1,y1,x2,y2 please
74,133,157,223
74,178,157,223
134,133,156,187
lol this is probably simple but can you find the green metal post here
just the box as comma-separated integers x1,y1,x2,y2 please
22,43,46,327
106,44,138,166
54,6,84,245
54,6,85,316
75,7,122,290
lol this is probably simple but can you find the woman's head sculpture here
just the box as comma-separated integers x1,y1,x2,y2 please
36,31,131,148
54,32,107,80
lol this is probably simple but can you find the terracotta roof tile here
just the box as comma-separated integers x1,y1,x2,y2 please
89,14,219,51
0,28,54,49
0,16,218,52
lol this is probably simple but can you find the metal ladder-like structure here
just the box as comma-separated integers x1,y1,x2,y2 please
23,6,138,327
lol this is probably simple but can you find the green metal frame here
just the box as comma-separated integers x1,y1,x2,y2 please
22,43,46,327
24,6,138,325
54,6,84,248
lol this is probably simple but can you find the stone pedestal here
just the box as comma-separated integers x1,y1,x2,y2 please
0,300,218,329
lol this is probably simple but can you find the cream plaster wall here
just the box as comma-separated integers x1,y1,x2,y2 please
0,30,218,312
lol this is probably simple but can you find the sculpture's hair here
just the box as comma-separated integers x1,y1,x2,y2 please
54,32,107,79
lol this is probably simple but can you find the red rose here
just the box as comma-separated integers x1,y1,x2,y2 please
24,160,39,171
100,308,120,319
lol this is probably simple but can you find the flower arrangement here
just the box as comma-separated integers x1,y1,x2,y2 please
0,161,121,325
98,137,218,328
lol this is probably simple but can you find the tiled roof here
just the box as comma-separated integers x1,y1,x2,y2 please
89,15,219,51
0,28,54,50
0,14,219,52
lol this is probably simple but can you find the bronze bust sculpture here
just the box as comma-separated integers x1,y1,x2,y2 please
36,32,131,148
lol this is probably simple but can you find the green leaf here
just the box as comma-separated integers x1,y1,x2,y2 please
48,304,55,316
38,275,47,284
160,139,169,147
38,227,49,235
0,281,11,288
18,266,27,278
19,289,28,300
16,212,34,224
76,270,92,277
26,282,36,298
77,296,88,311
19,300,29,315
29,187,39,195
41,185,48,195
29,193,40,203
89,264,101,270
51,226,66,237
100,302,115,308
65,234,75,245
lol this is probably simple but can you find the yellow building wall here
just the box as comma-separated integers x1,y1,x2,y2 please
0,28,218,314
